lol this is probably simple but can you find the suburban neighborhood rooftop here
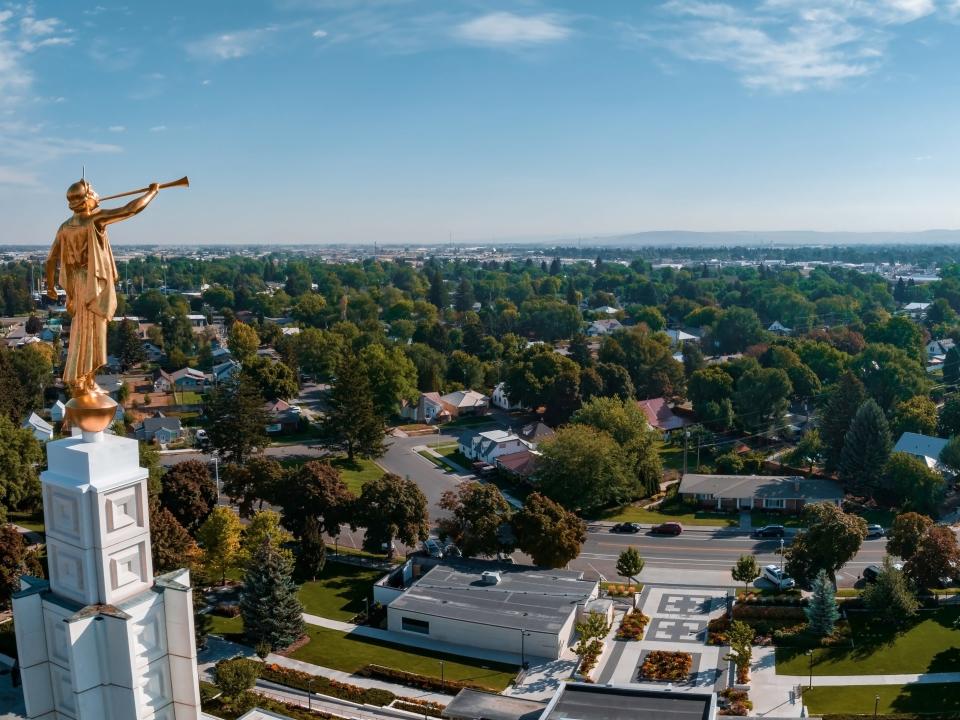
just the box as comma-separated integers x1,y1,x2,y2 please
678,473,845,501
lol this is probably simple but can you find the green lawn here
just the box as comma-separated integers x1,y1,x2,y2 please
417,449,466,475
597,500,740,526
804,683,960,715
208,614,244,643
445,415,499,429
172,390,203,405
329,457,383,493
289,626,517,691
438,446,472,469
777,607,960,675
297,563,384,621
659,443,685,471
8,511,44,533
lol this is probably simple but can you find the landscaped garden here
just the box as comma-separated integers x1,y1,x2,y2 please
288,626,517,691
803,682,960,716
639,650,693,682
777,607,960,675
296,562,383,621
615,610,650,640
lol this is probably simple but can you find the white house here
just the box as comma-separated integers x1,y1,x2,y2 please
22,412,53,442
459,429,528,464
893,431,949,471
49,399,66,423
594,305,620,316
666,328,698,346
491,382,523,411
768,321,793,336
586,318,623,336
902,302,932,319
928,338,956,361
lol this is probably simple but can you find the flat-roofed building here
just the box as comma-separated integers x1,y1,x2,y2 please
542,684,716,720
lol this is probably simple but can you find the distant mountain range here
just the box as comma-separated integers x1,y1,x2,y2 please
575,230,960,247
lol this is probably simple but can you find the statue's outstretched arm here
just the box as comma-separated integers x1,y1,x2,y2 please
96,184,160,227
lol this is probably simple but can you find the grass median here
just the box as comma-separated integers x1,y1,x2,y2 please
804,683,960,715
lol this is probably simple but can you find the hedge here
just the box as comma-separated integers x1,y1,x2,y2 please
358,664,506,694
259,663,395,706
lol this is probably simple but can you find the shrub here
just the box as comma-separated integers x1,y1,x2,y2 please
577,638,604,677
719,688,753,716
393,700,444,718
260,663,395,706
357,664,508,694
616,611,650,640
213,602,241,618
640,651,692,682
732,605,806,621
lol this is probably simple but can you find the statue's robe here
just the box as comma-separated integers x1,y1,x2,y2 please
48,217,118,386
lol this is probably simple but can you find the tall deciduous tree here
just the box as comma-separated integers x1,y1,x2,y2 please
438,482,513,558
228,321,260,363
277,460,354,539
197,507,243,585
359,343,419,419
206,376,269,464
111,318,146,371
0,524,43,609
733,366,792,432
944,346,960,387
324,351,385,460
160,460,217,532
886,512,934,562
241,356,299,401
881,452,945,516
862,557,918,623
838,400,891,498
354,473,429,558
239,510,293,568
535,425,632,511
222,456,285,518
905,525,960,589
0,416,42,523
820,371,868,472
511,493,587,568
891,396,938,438
240,539,306,650
786,502,866,586
150,507,199,574
805,569,839,637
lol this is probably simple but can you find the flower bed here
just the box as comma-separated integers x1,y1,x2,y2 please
392,699,445,718
358,664,506,694
616,611,650,640
640,651,692,682
737,591,804,605
259,663,396,707
577,639,604,678
605,583,641,597
718,688,753,716
732,604,806,622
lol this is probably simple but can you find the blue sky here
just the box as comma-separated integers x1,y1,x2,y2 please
1,0,960,245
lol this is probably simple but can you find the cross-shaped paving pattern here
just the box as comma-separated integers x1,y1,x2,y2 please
658,594,720,616
648,617,707,643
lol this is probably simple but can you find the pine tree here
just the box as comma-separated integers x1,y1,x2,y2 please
821,371,867,472
839,399,892,498
945,347,960,387
805,569,839,637
240,539,306,651
454,278,475,313
894,277,907,303
549,256,562,276
428,267,447,311
206,376,269,464
324,352,385,460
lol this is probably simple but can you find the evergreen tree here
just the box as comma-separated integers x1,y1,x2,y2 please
454,277,475,313
821,371,868,472
893,277,907,303
568,333,592,367
549,256,562,275
240,539,306,650
839,399,892,498
565,277,579,306
945,347,960,387
805,569,839,637
428,267,447,310
682,342,705,377
206,376,269,464
324,351,385,460
112,318,146,371
297,516,327,581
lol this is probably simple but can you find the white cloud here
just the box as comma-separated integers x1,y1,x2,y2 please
454,12,571,47
150,125,167,132
312,29,329,38
0,164,40,187
659,0,949,92
186,26,280,60
108,125,126,133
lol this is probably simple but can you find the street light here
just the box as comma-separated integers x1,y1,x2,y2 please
780,538,785,575
807,649,814,690
874,695,880,720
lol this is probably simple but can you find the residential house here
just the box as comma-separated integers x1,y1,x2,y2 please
49,400,66,423
22,412,53,442
95,374,125,398
893,432,949,471
439,389,489,417
594,306,620,316
210,346,233,364
902,302,931,320
135,413,184,444
186,314,207,329
155,367,207,393
678,473,844,513
210,359,241,384
143,342,165,363
495,448,539,478
459,429,529,465
768,321,793,336
586,319,623,337
264,399,302,434
519,420,555,448
637,397,690,435
927,338,956,361
400,392,451,424
492,382,523,411
665,328,698,346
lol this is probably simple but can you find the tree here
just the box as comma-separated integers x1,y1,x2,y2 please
939,397,960,437
240,538,305,650
862,557,918,623
504,346,582,426
428,267,448,310
733,366,792,432
354,473,429,558
0,524,43,609
852,343,928,414
324,351,385,460
535,425,632,511
0,416,42,523
9,343,53,412
222,456,285,519
206,376,269,464
454,277,475,313
731,554,759,594
714,307,765,354
906,525,960,589
228,321,260,363
242,356,299,401
944,346,960,387
150,507,199,574
881,452,945,516
511,493,587,568
160,460,217,532
112,318,146,371
886,512,934,562
277,460,355,539
682,342,705,377
820,372,868,471
786,429,823,472
786,502,866,586
616,547,645,585
891,396,938,438
298,515,327,581
292,292,327,327
197,507,243,584
359,343,418,419
723,620,754,680
689,366,735,430
805,569,840,637
214,657,261,709
571,397,663,497
438,482,513,558
838,400,891,498
239,510,293,568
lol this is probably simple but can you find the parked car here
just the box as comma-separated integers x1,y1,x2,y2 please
762,564,796,590
650,522,683,536
863,562,904,583
611,522,641,533
444,544,462,558
752,525,786,538
423,538,444,558
866,524,885,538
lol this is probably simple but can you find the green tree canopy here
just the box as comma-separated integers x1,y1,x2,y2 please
354,473,429,558
511,493,587,568
838,399,892,498
786,502,866,586
438,482,513,558
535,425,632,511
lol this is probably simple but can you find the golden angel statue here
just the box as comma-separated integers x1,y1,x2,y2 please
46,178,158,395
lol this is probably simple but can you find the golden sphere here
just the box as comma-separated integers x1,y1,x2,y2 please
66,391,118,433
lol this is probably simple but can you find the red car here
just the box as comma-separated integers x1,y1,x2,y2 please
650,522,683,536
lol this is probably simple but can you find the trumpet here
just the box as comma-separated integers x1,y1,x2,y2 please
98,176,189,202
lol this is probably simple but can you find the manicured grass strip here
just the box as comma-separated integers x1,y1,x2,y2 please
804,683,960,716
289,626,517,691
437,447,472,469
418,450,447,468
328,456,383,494
8,511,44,533
777,607,960,676
297,563,384,621
208,613,244,643
596,503,739,526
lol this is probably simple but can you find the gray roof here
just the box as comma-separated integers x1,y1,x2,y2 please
390,563,596,635
678,473,844,501
893,432,948,462
545,685,714,720
142,416,182,432
443,689,545,720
